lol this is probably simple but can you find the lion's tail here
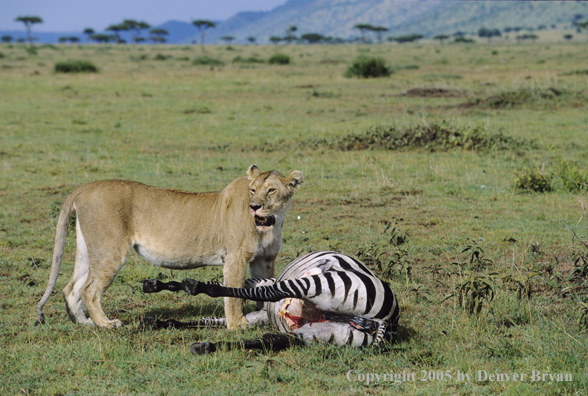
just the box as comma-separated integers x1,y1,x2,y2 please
36,191,78,325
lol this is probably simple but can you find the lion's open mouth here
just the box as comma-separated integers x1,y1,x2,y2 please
255,215,275,227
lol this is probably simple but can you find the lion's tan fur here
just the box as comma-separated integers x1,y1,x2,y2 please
36,165,303,329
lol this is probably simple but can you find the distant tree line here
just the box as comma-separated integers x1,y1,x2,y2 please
6,13,588,46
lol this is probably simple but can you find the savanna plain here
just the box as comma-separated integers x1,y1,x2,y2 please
1,38,588,395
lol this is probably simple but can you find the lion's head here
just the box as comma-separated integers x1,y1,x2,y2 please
247,165,303,232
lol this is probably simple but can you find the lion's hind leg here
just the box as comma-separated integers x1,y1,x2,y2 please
80,240,131,329
62,218,94,325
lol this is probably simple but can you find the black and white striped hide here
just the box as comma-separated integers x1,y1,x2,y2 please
143,251,399,352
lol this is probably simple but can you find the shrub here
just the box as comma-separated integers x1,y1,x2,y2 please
344,56,391,78
577,302,588,331
192,56,224,66
333,123,536,152
154,53,171,61
514,167,553,193
268,53,290,65
242,123,538,154
454,37,475,43
130,54,149,61
555,156,588,192
232,56,265,64
54,60,98,73
458,274,495,316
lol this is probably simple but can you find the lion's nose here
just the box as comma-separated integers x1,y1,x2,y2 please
250,204,262,211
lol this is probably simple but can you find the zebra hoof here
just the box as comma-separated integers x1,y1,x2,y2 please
191,341,216,355
142,279,160,293
138,317,159,330
182,279,200,295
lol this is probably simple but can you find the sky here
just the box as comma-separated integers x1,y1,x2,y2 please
2,0,288,32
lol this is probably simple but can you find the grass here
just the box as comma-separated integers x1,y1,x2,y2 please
1,41,588,394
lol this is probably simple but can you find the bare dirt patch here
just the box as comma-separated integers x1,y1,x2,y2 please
402,88,465,98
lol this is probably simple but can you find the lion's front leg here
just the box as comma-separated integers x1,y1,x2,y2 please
223,253,249,330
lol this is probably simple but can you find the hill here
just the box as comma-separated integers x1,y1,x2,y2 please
203,0,588,44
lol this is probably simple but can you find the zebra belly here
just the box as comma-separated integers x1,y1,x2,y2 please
292,322,375,347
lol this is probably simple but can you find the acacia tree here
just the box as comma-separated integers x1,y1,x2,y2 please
372,26,388,43
284,25,298,43
90,34,115,43
106,24,127,43
283,34,297,44
579,21,588,40
15,16,43,45
122,20,150,43
269,36,282,44
390,34,423,44
149,28,169,43
83,28,94,42
478,27,501,43
221,35,235,44
301,33,324,44
433,34,449,43
247,36,256,45
59,36,80,44
354,23,374,43
192,20,216,49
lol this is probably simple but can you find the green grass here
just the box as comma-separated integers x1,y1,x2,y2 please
1,41,588,394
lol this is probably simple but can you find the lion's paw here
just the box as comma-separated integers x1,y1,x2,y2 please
98,319,124,329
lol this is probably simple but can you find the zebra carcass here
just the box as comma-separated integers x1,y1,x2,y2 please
141,251,399,354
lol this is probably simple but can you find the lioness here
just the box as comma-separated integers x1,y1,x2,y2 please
36,165,303,329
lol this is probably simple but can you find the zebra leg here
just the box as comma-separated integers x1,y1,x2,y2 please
144,276,311,305
143,278,276,295
191,333,304,355
139,316,226,330
194,278,309,301
142,279,183,293
372,321,387,346
142,278,201,295
139,310,267,330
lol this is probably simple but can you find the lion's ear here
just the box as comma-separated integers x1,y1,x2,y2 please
286,170,303,191
247,164,261,179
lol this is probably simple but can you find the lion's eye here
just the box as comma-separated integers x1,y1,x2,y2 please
268,188,276,194
250,189,255,195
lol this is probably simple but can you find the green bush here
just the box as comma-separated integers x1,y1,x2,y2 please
344,56,391,78
514,167,553,193
334,123,536,152
130,54,149,62
555,156,588,192
192,56,224,66
54,60,98,73
232,56,265,64
268,53,290,65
